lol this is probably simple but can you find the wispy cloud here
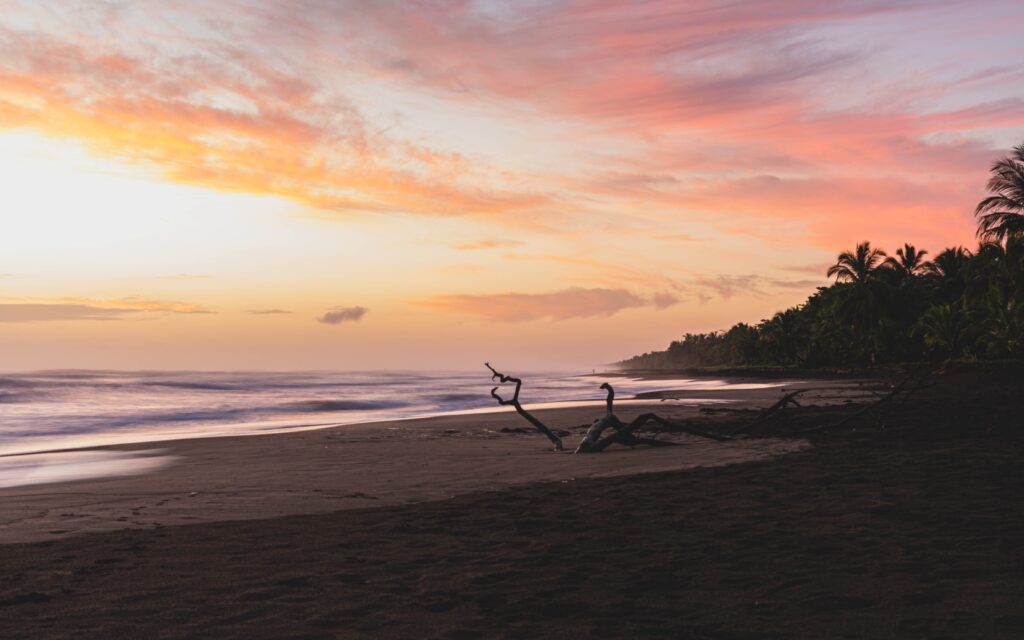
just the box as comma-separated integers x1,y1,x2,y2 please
247,308,293,315
317,306,368,324
450,239,524,251
651,291,682,309
0,297,213,322
690,274,824,300
659,234,702,243
0,304,130,322
780,263,833,275
692,275,766,301
415,287,674,322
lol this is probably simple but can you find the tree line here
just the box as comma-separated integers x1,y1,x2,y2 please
621,143,1024,369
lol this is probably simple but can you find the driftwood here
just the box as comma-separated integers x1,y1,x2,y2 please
731,389,807,436
574,383,619,452
577,412,732,453
487,363,934,449
573,384,680,452
795,376,911,434
486,363,564,451
792,366,931,435
485,364,731,453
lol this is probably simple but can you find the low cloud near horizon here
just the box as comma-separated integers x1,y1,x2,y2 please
0,298,213,322
248,309,293,315
416,287,678,322
317,306,368,324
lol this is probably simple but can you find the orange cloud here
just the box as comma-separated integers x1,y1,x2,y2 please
0,29,552,220
2,1,1021,256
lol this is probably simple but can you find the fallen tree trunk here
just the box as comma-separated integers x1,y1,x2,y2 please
574,383,620,453
486,365,732,453
615,413,733,443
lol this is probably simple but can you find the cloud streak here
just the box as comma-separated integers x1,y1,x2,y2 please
450,239,524,251
416,287,675,322
0,297,212,322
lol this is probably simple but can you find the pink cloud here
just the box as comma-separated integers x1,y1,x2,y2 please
2,0,1020,256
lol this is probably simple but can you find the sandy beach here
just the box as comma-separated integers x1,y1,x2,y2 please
2,379,851,544
1,370,1022,638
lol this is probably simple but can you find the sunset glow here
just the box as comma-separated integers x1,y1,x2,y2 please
2,0,1022,369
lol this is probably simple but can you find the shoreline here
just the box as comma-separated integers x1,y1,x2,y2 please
0,399,816,544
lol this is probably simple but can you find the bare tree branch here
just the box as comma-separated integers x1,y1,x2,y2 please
731,389,807,436
485,363,563,451
794,366,930,435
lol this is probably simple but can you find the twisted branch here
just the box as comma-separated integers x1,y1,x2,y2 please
486,363,563,451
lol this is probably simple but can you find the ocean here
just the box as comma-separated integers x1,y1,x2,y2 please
0,369,786,456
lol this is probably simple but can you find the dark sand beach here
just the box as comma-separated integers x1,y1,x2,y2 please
1,369,1022,639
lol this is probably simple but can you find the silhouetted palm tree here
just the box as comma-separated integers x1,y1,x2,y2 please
883,243,928,277
827,241,887,284
827,241,888,343
976,143,1024,243
924,246,972,303
925,246,971,280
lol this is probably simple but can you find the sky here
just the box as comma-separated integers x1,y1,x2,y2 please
1,0,1022,371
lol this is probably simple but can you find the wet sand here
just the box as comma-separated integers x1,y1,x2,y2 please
1,371,1021,638
2,386,836,544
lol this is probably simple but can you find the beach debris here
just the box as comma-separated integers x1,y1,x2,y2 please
730,364,933,438
796,366,930,435
486,363,565,451
485,364,731,453
730,389,808,436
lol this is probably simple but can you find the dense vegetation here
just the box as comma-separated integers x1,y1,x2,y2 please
621,143,1024,369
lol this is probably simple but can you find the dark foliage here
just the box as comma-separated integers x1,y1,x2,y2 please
623,144,1024,369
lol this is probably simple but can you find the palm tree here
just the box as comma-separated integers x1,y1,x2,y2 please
827,241,887,284
827,241,888,343
976,142,1024,243
915,303,969,359
924,246,972,302
883,243,928,277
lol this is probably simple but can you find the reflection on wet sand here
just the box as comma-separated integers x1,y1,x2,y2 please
0,449,177,488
